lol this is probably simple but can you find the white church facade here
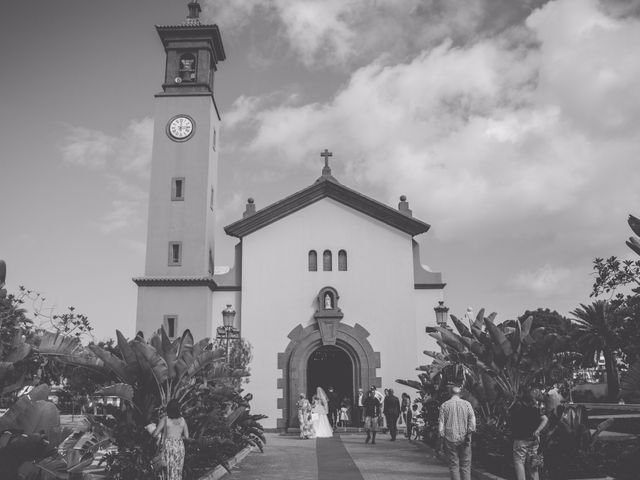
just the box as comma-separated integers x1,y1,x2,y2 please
134,2,445,430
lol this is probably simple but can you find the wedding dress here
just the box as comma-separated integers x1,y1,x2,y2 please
311,387,334,438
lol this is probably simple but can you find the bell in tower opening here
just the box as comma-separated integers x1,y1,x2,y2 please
178,53,196,82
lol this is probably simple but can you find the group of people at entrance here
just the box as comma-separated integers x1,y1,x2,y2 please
297,385,405,442
297,387,334,438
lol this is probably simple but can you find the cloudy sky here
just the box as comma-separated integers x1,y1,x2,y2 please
1,0,639,341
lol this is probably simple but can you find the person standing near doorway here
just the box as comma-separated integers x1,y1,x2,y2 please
438,384,476,480
356,387,365,427
383,388,401,441
363,388,381,444
327,386,339,429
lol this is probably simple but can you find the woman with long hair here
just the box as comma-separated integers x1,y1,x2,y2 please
153,399,189,480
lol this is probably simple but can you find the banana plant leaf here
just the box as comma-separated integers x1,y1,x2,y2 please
520,315,534,343
131,340,169,389
35,454,70,480
87,345,133,384
226,406,247,426
432,326,466,352
115,330,138,379
628,214,640,237
484,317,513,357
176,329,194,361
627,237,640,256
473,308,485,330
450,314,473,338
159,327,177,379
396,379,424,391
0,391,59,437
37,331,84,357
186,350,224,378
510,317,522,355
423,350,447,362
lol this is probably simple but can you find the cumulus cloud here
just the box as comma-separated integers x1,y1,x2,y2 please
60,127,115,169
225,0,640,247
203,0,552,69
514,264,572,297
60,118,153,236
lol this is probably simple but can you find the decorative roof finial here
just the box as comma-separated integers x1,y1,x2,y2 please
398,195,412,217
185,1,202,25
320,149,333,176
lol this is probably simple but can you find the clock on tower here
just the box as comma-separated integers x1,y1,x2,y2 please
133,1,226,341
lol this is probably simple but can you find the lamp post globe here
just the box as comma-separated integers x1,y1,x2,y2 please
434,300,449,327
222,304,236,328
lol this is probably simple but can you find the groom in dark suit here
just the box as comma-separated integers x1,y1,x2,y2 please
327,386,339,429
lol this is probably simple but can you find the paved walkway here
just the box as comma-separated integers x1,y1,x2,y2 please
226,433,451,480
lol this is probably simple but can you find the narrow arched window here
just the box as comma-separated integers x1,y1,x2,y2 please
338,250,347,271
323,250,332,271
308,250,317,271
179,53,197,82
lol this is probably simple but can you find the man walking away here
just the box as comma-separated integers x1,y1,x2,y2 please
383,388,401,441
438,384,476,480
363,389,381,444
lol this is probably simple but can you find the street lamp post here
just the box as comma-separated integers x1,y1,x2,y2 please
434,300,450,327
217,304,240,364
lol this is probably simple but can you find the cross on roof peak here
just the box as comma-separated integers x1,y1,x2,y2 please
320,149,333,176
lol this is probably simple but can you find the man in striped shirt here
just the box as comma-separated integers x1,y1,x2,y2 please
438,384,476,480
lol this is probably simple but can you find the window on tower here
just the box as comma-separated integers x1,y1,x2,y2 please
164,315,178,339
308,250,317,271
210,187,214,211
179,53,197,82
323,250,332,271
168,242,182,266
338,250,348,271
172,177,185,201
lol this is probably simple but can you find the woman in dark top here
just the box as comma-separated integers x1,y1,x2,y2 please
508,388,548,480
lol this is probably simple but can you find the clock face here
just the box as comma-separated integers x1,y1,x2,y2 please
167,116,194,140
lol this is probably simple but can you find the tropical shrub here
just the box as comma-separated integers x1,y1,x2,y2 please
40,327,264,479
544,404,614,479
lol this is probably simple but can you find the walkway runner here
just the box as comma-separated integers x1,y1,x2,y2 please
227,433,451,480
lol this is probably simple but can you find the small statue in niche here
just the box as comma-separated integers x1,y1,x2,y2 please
324,293,332,310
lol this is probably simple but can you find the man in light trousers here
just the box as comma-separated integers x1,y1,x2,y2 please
438,384,476,480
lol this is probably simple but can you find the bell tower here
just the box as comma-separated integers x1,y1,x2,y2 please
134,1,225,340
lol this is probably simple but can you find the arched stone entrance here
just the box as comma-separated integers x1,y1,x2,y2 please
276,322,380,430
307,345,353,402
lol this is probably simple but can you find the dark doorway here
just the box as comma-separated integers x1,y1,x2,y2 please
307,345,353,406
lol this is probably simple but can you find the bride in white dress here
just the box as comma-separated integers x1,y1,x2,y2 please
311,387,334,438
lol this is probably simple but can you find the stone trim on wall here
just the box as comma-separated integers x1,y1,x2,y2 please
276,322,381,430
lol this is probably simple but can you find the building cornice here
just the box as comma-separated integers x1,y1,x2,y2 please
414,283,447,290
224,176,430,238
132,276,217,291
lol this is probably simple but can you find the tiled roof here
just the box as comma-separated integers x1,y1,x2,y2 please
225,173,430,238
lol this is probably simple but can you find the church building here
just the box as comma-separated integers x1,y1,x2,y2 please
134,2,445,430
